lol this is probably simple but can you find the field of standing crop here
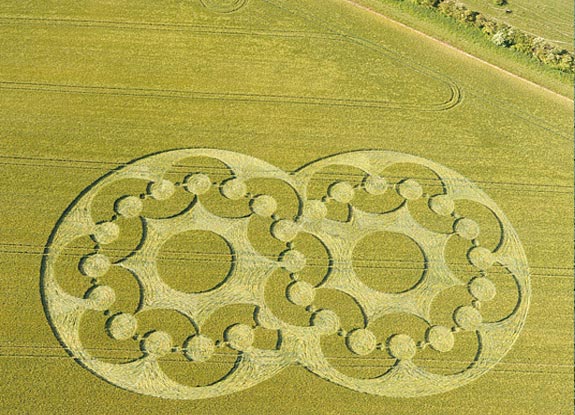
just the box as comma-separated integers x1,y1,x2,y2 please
0,1,572,414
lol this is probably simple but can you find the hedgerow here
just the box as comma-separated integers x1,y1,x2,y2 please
399,0,574,73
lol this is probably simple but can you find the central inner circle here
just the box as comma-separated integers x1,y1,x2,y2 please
157,230,234,293
352,231,425,293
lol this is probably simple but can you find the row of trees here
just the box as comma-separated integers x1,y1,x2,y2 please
403,0,574,73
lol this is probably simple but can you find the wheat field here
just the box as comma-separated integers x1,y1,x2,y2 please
0,1,572,413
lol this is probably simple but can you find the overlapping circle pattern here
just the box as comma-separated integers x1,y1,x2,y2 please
41,149,530,399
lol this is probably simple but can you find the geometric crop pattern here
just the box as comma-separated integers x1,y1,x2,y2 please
41,149,530,398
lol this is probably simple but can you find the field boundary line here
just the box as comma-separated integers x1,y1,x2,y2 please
0,154,571,193
0,75,457,112
0,348,571,374
342,0,573,103
0,17,460,111
0,246,572,277
0,15,327,37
